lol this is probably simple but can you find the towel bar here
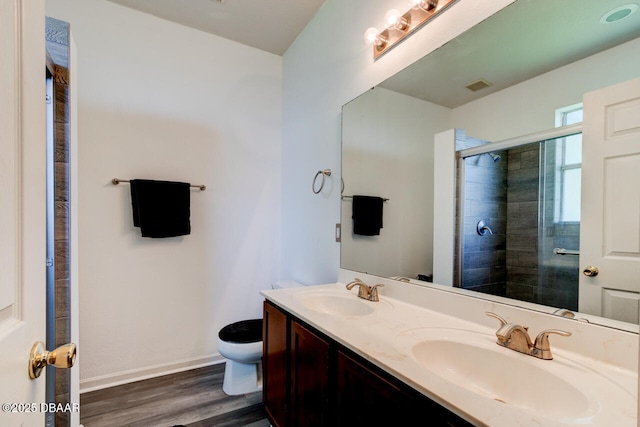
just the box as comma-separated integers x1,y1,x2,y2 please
112,178,206,191
341,195,389,202
553,248,579,256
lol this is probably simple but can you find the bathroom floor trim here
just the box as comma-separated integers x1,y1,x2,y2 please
80,354,225,393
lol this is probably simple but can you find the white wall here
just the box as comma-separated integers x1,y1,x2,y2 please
284,0,640,288
341,87,450,278
46,0,282,389
281,0,516,285
451,37,640,142
45,0,518,390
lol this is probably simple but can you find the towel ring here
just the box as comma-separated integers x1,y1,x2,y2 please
312,169,332,194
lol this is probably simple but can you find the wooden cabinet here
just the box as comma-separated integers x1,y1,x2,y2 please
289,320,330,427
263,300,473,427
263,300,288,427
336,349,420,426
263,301,330,427
336,349,473,427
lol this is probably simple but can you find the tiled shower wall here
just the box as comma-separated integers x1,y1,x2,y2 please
457,134,579,310
456,131,508,296
504,144,541,301
46,17,71,427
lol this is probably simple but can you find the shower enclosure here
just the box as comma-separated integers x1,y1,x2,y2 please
455,121,582,311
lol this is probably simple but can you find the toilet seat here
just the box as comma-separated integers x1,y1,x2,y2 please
218,319,262,343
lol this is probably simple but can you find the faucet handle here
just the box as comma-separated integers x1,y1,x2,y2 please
485,311,508,327
369,284,384,302
533,329,571,360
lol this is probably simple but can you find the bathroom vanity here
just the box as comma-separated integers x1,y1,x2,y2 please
262,299,472,427
261,271,637,427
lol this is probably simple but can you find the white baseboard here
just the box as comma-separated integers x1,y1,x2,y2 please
79,353,226,393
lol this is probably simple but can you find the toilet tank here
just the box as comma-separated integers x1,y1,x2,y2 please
272,280,305,290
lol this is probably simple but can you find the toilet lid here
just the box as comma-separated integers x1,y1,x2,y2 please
218,319,263,343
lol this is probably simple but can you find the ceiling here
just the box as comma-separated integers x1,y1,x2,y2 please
380,0,640,108
106,0,640,96
106,0,326,56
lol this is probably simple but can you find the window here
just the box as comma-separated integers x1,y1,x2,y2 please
555,105,582,222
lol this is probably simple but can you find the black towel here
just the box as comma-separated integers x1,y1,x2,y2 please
130,179,191,238
352,195,384,236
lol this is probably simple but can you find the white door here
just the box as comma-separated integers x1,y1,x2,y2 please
0,1,48,426
579,76,640,323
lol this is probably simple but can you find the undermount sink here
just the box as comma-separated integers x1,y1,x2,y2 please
296,289,392,316
396,328,598,419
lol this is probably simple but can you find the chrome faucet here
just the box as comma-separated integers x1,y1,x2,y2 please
553,307,590,323
552,308,575,318
486,312,571,360
346,278,370,299
495,322,533,354
345,278,384,302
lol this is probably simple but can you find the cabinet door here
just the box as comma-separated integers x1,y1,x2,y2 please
336,349,418,426
263,301,289,427
336,349,474,427
290,320,330,427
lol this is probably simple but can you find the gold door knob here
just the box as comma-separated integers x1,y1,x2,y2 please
29,341,76,379
582,266,599,277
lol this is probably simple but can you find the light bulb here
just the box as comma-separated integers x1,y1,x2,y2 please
409,0,438,11
385,9,409,31
385,9,402,26
363,27,386,47
363,27,379,44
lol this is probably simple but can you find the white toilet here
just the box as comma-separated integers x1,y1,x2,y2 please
217,319,264,395
218,280,304,395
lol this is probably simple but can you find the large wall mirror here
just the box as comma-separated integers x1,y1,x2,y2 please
341,0,640,331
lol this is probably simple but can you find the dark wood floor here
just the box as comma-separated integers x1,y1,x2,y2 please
80,363,269,427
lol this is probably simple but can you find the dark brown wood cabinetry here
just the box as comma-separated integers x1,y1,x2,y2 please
263,300,288,427
263,300,474,427
290,321,330,427
336,349,421,426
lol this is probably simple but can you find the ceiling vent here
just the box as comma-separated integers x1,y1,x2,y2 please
465,79,493,92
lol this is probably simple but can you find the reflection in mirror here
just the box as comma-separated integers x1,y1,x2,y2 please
340,0,640,331
455,133,582,313
341,87,448,280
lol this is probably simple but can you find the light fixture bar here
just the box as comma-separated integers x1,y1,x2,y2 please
368,0,459,60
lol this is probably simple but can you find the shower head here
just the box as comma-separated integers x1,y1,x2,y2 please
487,152,501,162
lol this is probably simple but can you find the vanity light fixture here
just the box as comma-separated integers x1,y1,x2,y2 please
364,0,459,60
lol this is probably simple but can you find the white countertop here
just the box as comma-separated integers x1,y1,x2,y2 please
261,281,637,427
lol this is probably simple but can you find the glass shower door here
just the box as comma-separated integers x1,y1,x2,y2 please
537,132,581,311
456,126,582,312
